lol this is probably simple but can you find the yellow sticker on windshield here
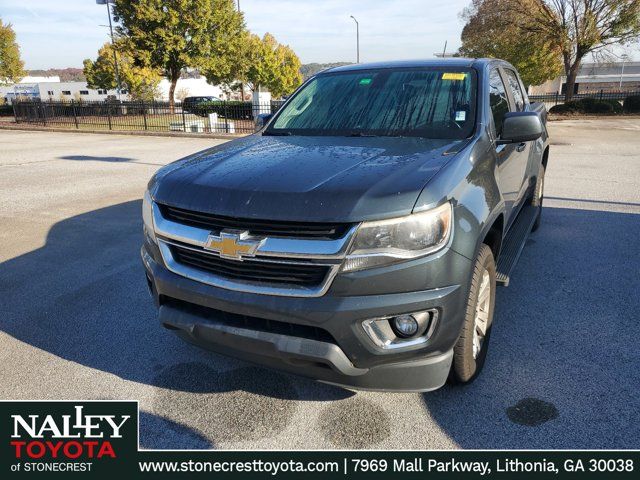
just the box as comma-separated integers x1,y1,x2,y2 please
442,73,467,81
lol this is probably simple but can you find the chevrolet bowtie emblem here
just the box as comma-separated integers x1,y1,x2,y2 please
203,230,265,260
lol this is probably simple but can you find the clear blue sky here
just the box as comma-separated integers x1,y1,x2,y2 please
0,0,471,69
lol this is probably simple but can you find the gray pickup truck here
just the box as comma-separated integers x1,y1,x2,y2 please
141,58,549,391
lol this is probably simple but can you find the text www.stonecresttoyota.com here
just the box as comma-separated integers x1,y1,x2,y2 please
138,460,340,475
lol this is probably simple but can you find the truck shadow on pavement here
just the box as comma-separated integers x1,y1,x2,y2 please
1,201,638,448
138,410,215,449
59,155,137,163
422,204,640,449
0,200,349,448
58,155,164,166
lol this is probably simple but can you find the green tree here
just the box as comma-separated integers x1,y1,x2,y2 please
198,0,247,87
460,0,563,87
219,33,302,98
272,40,303,98
0,18,25,85
113,0,245,109
83,41,162,100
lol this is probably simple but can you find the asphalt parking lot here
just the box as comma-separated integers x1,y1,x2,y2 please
1,120,639,449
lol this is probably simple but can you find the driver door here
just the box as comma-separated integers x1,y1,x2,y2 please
489,68,528,228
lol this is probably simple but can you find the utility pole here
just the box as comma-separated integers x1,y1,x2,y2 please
96,0,122,100
350,16,360,63
237,0,245,101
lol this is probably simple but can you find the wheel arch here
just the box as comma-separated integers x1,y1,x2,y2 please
482,214,504,262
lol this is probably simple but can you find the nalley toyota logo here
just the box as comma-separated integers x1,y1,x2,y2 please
2,401,138,476
11,405,128,459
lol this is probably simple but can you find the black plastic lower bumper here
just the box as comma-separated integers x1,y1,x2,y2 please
159,302,453,392
142,244,470,392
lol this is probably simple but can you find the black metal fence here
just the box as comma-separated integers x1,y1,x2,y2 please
11,89,640,132
0,104,14,116
529,89,640,107
12,99,286,134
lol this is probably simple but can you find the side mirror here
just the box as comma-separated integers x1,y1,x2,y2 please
497,111,543,144
255,113,273,130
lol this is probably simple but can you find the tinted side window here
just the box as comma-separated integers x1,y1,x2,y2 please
504,69,524,111
489,68,509,136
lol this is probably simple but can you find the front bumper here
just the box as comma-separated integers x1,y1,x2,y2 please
142,242,471,392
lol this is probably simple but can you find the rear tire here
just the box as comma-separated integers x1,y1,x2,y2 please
531,163,545,232
449,244,496,384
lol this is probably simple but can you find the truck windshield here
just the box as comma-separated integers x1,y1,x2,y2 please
266,68,476,139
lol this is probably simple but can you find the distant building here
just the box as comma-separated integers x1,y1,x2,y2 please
1,75,228,103
1,79,119,103
157,77,226,101
34,82,119,102
529,61,640,95
1,76,57,102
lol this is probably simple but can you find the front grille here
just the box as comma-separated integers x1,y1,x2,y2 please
163,297,337,345
169,244,330,287
158,203,351,239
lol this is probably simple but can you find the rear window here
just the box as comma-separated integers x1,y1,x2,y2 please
267,67,476,139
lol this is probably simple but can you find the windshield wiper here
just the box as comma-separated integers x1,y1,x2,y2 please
263,131,291,136
347,132,378,137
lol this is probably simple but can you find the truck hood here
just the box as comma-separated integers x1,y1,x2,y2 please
152,135,464,223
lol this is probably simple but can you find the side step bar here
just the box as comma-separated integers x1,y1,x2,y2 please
496,205,538,286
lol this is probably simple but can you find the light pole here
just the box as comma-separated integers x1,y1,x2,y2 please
96,0,122,100
619,54,630,90
350,15,359,63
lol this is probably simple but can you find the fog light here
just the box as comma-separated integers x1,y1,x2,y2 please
362,310,438,350
392,314,419,338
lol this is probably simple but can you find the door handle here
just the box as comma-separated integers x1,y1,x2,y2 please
516,142,526,152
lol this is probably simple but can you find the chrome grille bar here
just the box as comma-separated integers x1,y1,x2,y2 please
153,204,357,260
152,203,356,297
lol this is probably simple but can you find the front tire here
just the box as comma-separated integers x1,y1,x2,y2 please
449,244,496,384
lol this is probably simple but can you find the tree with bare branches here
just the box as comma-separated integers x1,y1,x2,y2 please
532,0,640,98
461,0,640,99
461,0,564,87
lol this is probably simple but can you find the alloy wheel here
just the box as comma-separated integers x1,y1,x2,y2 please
473,269,491,359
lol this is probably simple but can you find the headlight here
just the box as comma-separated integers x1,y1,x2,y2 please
342,202,452,272
142,189,157,244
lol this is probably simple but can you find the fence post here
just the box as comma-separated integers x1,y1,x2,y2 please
72,100,79,129
181,103,186,132
599,89,603,101
223,101,229,133
40,102,47,126
12,101,18,124
142,101,148,130
107,103,112,130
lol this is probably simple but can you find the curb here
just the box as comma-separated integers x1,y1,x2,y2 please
0,123,246,140
548,114,640,121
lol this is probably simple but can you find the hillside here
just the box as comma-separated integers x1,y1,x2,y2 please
26,64,350,84
27,68,86,82
300,62,352,79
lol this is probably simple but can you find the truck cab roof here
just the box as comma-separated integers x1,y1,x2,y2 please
322,58,504,74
